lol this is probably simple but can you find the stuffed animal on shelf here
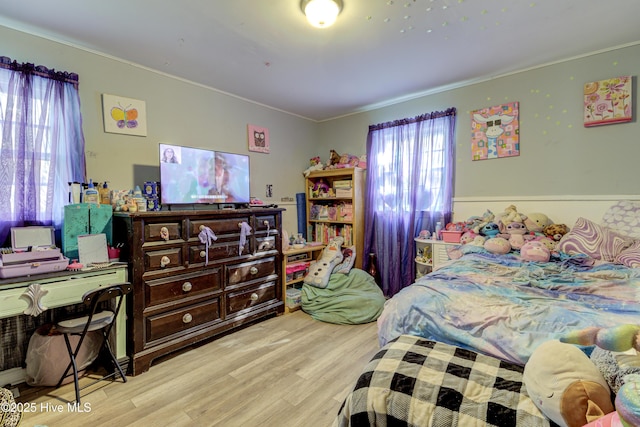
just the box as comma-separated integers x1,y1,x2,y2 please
311,179,330,197
303,156,324,177
338,153,360,168
544,223,570,242
328,149,341,166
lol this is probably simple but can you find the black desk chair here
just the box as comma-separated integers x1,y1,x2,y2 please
55,283,132,403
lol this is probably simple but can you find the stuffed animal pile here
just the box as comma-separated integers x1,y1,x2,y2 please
303,150,367,177
449,205,571,262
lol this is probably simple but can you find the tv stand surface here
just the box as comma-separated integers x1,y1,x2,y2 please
113,207,284,375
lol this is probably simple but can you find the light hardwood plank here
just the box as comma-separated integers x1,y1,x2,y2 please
17,310,379,427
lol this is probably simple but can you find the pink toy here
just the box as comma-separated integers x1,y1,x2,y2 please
520,240,550,262
484,237,511,254
503,222,530,250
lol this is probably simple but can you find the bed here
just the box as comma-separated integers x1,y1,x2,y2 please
336,203,640,427
377,250,640,366
333,335,556,427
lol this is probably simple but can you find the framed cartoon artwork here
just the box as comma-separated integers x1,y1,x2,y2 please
248,124,270,153
102,94,147,136
584,76,632,127
471,102,520,161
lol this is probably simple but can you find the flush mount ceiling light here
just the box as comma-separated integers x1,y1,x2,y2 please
301,0,343,28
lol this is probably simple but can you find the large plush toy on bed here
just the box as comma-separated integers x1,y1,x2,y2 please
524,212,554,235
544,223,570,242
525,325,640,427
524,340,615,427
501,221,533,250
520,240,551,262
466,209,495,234
497,204,527,232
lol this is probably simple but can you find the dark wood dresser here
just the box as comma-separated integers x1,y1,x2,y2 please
113,208,284,375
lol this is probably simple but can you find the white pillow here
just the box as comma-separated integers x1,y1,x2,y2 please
602,200,640,239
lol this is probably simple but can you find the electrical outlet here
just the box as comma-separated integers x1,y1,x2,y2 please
266,184,273,198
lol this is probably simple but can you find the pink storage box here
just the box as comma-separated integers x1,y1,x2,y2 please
285,262,308,275
0,227,69,278
441,230,463,243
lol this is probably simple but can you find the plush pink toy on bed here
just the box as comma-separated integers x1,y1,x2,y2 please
520,240,550,262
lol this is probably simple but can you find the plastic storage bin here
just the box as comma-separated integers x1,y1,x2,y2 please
441,231,463,243
286,287,302,309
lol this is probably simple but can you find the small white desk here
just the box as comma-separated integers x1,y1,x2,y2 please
0,265,128,385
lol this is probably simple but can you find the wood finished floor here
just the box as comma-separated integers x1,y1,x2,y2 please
17,310,379,427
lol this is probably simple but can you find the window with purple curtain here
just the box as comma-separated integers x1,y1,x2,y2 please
363,108,456,297
0,56,86,246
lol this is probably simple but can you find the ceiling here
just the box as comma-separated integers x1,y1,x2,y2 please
1,0,640,121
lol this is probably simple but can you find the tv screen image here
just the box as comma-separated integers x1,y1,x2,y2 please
159,143,250,205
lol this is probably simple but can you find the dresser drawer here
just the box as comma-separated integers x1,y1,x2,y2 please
190,217,251,239
188,242,245,264
256,236,276,253
144,221,183,243
255,214,277,232
145,247,184,272
145,298,221,343
145,269,222,307
226,257,276,285
226,281,277,315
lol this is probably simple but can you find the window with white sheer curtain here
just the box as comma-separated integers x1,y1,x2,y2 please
0,56,86,246
363,108,456,296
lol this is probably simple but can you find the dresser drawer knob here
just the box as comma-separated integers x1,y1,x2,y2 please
200,250,206,258
182,313,193,324
160,256,171,268
182,282,192,292
160,226,169,241
250,266,258,275
250,293,259,301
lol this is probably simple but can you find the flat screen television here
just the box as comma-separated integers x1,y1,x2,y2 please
159,143,250,206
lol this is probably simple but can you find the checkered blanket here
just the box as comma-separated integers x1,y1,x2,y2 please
333,335,558,427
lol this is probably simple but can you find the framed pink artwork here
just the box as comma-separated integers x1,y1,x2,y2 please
471,102,519,161
248,124,270,153
584,76,632,127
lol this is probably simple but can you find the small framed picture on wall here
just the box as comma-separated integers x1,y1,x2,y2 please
583,76,632,127
248,124,269,153
102,93,147,136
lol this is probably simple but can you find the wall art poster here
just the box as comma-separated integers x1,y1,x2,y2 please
102,94,147,136
583,75,632,127
471,102,520,161
248,124,270,153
